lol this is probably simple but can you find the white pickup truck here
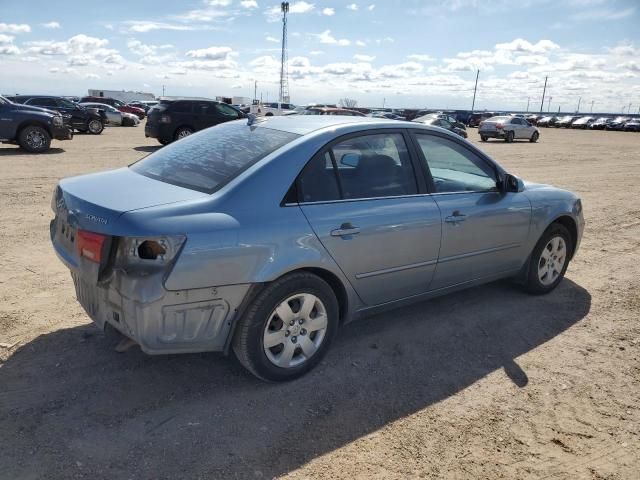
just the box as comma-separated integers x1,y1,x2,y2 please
249,101,296,116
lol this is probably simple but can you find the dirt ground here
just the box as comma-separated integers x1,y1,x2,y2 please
0,124,638,479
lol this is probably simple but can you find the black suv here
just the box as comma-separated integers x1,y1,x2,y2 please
8,95,105,134
145,99,245,145
0,95,73,152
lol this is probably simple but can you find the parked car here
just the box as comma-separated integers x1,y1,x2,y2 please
526,114,543,125
79,102,140,127
623,119,640,132
301,107,365,116
555,116,580,128
467,112,496,128
369,112,406,120
419,113,466,130
50,116,584,381
412,115,467,138
250,102,297,116
0,95,73,152
570,116,595,129
8,95,105,134
606,116,630,131
145,98,245,144
536,116,559,127
589,117,612,130
79,96,146,120
479,116,539,142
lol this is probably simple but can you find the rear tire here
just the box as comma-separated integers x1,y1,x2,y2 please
505,131,514,143
174,127,193,141
523,223,573,295
158,138,170,146
480,135,488,142
88,119,104,135
233,272,339,382
18,125,51,153
530,131,539,143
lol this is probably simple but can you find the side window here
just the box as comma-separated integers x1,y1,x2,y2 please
171,102,193,114
31,97,57,107
415,134,497,193
511,118,521,125
298,151,341,203
298,133,418,202
215,103,240,118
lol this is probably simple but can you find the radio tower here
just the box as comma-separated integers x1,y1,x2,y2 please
279,2,290,103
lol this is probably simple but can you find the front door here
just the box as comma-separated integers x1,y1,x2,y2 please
412,132,531,290
298,131,441,305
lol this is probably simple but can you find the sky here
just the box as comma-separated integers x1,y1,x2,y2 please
0,0,639,112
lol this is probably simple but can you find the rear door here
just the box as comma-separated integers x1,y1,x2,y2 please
411,131,531,290
298,130,442,305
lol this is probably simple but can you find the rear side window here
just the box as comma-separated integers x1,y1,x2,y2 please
131,122,299,193
169,102,192,113
298,133,418,202
215,103,240,118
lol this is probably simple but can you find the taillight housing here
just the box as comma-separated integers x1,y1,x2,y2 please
77,230,107,263
496,123,504,129
159,115,171,124
115,235,186,269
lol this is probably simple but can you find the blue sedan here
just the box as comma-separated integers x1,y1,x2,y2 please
50,116,584,381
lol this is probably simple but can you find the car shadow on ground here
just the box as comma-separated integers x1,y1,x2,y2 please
0,147,65,156
0,278,590,479
133,145,162,153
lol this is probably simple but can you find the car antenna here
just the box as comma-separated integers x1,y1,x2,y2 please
247,113,266,126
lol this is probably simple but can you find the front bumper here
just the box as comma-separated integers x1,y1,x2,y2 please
52,124,73,141
70,270,251,354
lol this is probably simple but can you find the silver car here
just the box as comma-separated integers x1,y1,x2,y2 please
479,116,540,143
50,116,583,381
79,103,140,127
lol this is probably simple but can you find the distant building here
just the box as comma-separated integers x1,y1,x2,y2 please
87,89,155,102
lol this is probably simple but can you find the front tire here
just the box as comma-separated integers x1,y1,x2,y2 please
18,125,51,153
480,135,488,142
233,272,339,382
530,131,539,143
523,223,573,294
505,131,514,143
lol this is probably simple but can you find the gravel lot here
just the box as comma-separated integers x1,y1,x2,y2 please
1,124,639,479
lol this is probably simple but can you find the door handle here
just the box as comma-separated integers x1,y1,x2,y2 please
444,211,467,223
330,223,361,237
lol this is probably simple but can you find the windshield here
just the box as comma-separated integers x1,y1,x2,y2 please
131,122,300,193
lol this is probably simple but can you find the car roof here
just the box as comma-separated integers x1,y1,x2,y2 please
253,115,406,135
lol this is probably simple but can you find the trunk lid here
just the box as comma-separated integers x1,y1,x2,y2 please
51,167,207,276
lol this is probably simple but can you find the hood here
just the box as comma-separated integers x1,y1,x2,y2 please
10,102,59,116
56,167,208,234
523,181,552,191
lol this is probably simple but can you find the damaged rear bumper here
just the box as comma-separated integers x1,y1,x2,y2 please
71,271,251,355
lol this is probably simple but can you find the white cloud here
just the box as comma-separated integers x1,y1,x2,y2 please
407,54,434,62
347,3,358,10
208,0,232,5
316,30,350,46
618,61,640,72
571,6,635,21
127,39,156,56
85,73,100,80
322,7,335,16
124,21,198,32
185,46,235,60
368,4,375,10
0,23,31,34
609,44,638,57
495,38,559,54
0,33,19,55
354,54,375,62
290,1,315,13
266,35,279,43
240,0,258,7
356,40,366,47
309,50,324,55
42,21,61,29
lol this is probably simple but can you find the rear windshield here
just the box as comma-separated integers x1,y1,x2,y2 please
488,116,510,122
130,122,300,193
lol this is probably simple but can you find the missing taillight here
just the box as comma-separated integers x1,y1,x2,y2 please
137,240,166,260
77,230,106,263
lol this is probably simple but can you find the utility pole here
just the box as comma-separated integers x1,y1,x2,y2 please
471,69,480,113
254,80,257,101
590,100,594,113
628,102,632,115
539,75,548,113
547,96,552,113
162,85,166,96
526,96,530,113
576,96,581,113
382,97,386,108
278,2,290,104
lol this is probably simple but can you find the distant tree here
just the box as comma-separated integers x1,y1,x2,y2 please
340,98,358,108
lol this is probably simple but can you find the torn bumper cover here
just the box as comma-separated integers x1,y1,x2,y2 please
71,271,250,355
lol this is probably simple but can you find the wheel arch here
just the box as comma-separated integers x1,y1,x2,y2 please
173,124,195,136
17,120,52,138
550,215,578,259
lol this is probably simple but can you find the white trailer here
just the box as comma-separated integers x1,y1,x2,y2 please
87,89,156,102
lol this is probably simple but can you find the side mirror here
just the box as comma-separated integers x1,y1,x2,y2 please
500,173,523,193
